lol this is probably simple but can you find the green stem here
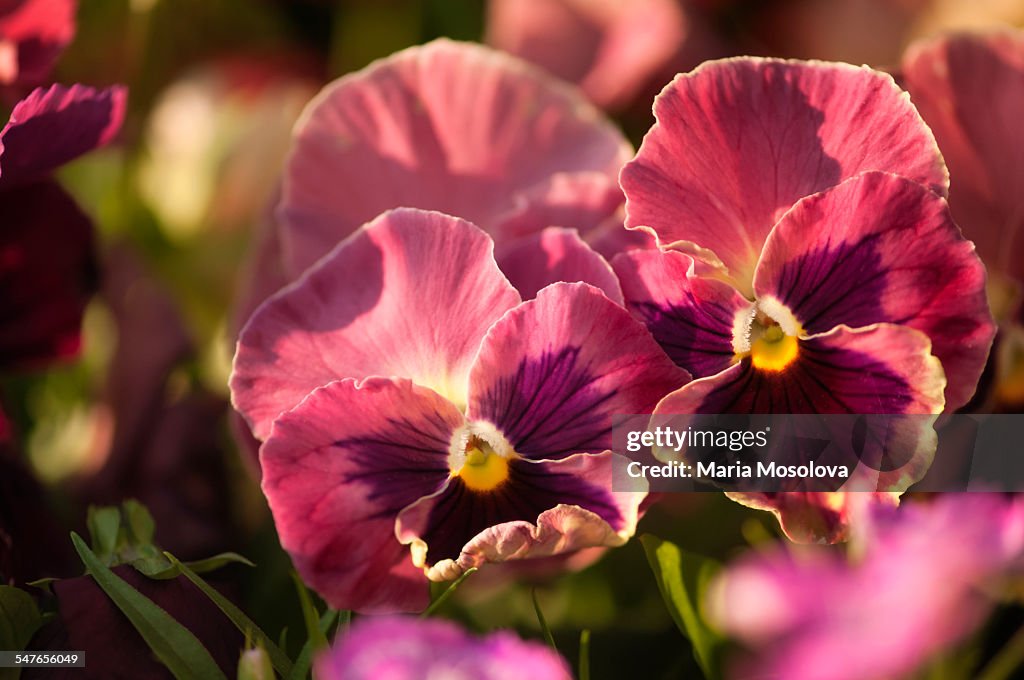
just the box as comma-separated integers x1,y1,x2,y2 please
531,589,557,650
579,629,591,680
420,568,477,618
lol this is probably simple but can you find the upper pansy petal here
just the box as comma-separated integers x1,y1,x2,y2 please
468,282,690,460
621,57,947,283
280,38,631,275
0,0,76,86
260,377,460,613
0,180,94,369
0,83,127,186
397,451,642,577
498,227,623,303
486,0,686,110
654,323,945,416
754,172,995,412
903,30,1024,287
490,171,624,243
231,208,521,440
613,248,752,378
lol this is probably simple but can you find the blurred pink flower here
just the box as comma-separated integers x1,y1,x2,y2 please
709,493,1024,680
0,0,76,89
316,617,572,680
0,83,126,370
485,0,687,110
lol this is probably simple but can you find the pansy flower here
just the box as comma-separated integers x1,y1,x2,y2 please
611,58,994,540
231,208,687,612
708,493,1024,680
902,29,1024,409
1,83,126,369
316,616,573,680
485,0,687,111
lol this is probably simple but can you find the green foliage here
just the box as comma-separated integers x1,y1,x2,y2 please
641,534,724,680
0,586,43,680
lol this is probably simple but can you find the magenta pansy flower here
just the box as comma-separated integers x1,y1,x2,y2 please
315,617,572,680
231,208,687,612
612,57,995,540
709,493,1024,680
0,82,126,368
485,0,687,110
0,0,76,88
278,38,631,278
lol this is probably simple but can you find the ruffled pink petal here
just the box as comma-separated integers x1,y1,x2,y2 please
755,172,995,412
397,452,643,579
0,83,126,186
486,0,686,110
0,0,76,87
280,38,631,275
612,248,752,378
231,208,520,440
497,227,623,303
467,282,690,460
0,180,93,369
260,377,462,613
902,30,1024,287
621,57,948,284
724,491,899,544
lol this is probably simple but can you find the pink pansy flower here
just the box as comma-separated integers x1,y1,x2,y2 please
315,617,573,680
231,208,688,612
708,493,1024,680
485,0,687,110
612,58,995,541
902,30,1024,409
279,38,631,279
0,83,126,369
0,0,76,88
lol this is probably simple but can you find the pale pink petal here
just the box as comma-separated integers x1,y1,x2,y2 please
280,38,631,275
497,227,623,303
231,208,520,440
260,377,462,613
490,171,624,242
903,30,1024,287
486,0,687,110
621,57,948,285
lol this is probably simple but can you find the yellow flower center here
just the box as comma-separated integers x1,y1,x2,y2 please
448,423,515,493
750,324,800,372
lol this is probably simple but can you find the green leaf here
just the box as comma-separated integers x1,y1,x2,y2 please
289,609,340,680
640,534,723,679
86,505,121,561
531,589,557,650
420,567,477,618
0,586,43,675
70,532,228,680
123,499,156,545
166,553,293,678
291,572,328,653
144,553,256,581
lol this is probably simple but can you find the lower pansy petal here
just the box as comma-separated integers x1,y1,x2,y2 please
396,452,642,578
0,180,94,369
613,249,752,378
754,172,995,412
260,377,461,613
655,323,945,416
468,282,690,460
724,491,899,544
498,227,623,303
231,208,521,440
